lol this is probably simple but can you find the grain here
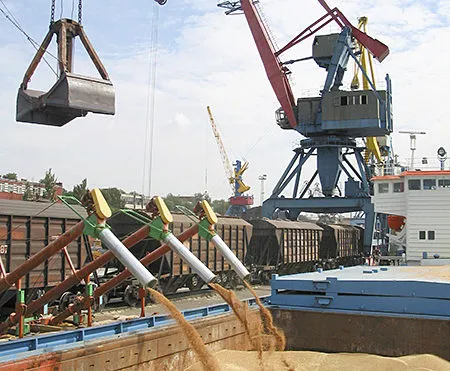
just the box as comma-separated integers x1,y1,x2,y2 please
186,350,450,371
243,280,286,351
147,288,220,371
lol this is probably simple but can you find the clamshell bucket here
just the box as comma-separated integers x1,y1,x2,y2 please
16,19,115,127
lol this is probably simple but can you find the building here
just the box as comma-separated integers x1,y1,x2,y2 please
0,177,63,201
121,193,151,210
372,170,450,263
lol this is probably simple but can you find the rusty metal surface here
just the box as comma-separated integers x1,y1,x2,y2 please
271,308,450,360
0,221,84,293
0,310,256,370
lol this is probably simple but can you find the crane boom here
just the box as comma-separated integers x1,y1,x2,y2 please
238,0,390,129
240,0,297,129
206,106,235,193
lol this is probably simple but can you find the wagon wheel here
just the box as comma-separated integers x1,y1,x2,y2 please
94,294,108,312
219,272,230,287
123,285,140,307
187,275,204,292
59,291,77,311
228,271,240,289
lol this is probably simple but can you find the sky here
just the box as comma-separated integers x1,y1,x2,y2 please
0,0,449,205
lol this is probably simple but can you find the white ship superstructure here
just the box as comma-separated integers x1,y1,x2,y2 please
372,171,450,262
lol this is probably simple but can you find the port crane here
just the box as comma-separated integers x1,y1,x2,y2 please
219,0,393,253
207,106,254,216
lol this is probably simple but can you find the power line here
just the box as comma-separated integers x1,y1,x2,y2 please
0,1,59,77
142,2,160,198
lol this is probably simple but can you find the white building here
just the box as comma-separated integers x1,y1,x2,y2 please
372,170,450,263
121,193,151,210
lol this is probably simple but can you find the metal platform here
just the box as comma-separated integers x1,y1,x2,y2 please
0,296,268,364
270,265,450,318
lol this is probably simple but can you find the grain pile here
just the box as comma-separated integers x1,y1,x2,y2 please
186,350,450,371
209,281,286,370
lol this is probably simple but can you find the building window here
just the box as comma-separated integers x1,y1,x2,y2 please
419,231,426,240
361,95,368,104
408,179,421,190
393,182,404,193
340,96,348,106
428,231,435,240
423,179,436,190
438,179,450,188
378,183,389,193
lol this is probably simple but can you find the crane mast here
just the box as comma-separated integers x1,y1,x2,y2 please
206,106,253,216
207,106,235,192
221,0,394,254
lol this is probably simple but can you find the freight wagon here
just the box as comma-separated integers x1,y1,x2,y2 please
0,200,88,313
246,218,364,283
104,212,252,305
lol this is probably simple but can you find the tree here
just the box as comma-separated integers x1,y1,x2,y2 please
22,182,33,201
73,178,88,200
40,168,58,201
163,193,194,212
211,199,229,215
3,173,17,180
101,188,125,211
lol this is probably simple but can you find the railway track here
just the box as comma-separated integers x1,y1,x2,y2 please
92,285,271,325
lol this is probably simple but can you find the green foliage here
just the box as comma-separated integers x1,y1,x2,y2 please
73,178,88,200
22,182,33,201
163,193,229,215
317,213,342,224
163,193,195,212
40,168,58,201
101,187,125,212
3,173,17,180
211,199,229,215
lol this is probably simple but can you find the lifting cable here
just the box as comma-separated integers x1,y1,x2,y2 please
50,0,82,25
0,0,59,77
141,2,160,198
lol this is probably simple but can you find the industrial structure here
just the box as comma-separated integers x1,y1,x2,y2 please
372,170,450,262
219,0,393,253
207,106,254,216
0,0,448,369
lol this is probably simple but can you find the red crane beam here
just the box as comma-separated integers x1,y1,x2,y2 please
240,0,297,129
239,0,389,131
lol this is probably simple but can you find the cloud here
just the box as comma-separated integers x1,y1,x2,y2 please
173,113,191,127
0,0,449,201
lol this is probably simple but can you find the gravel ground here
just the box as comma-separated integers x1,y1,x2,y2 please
91,285,271,326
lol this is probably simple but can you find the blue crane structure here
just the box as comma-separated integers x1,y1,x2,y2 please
219,0,393,254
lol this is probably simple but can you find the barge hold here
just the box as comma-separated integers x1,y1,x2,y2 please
0,265,449,369
270,265,450,360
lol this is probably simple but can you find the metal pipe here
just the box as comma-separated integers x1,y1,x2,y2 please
0,226,151,334
0,221,84,294
98,229,157,288
210,235,250,281
162,233,216,284
50,225,199,325
62,246,77,276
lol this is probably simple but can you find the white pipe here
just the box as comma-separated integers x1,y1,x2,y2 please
163,233,216,284
99,228,157,288
211,234,251,281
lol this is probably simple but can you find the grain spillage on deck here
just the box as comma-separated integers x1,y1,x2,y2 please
186,350,450,371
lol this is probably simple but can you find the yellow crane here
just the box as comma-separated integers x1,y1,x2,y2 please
206,106,253,216
351,17,383,164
